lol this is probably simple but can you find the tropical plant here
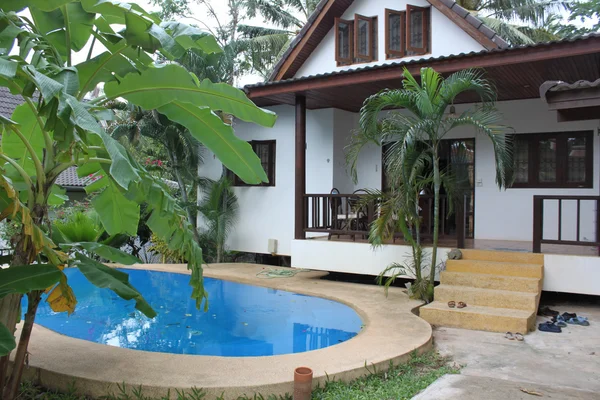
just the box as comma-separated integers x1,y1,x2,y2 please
0,1,276,398
150,0,319,81
109,104,204,244
550,0,600,38
198,177,239,263
455,0,571,45
347,67,513,300
148,232,187,263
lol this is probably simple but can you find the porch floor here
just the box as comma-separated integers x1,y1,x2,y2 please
312,235,598,257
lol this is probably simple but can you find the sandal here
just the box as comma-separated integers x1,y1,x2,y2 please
552,315,567,327
448,301,456,308
457,301,467,308
515,333,524,341
538,321,561,333
537,306,559,317
505,332,515,340
562,312,577,320
567,316,590,326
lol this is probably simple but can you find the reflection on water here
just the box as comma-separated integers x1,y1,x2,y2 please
29,268,362,356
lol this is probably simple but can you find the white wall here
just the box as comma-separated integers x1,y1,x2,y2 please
200,106,336,256
294,0,485,79
472,100,599,242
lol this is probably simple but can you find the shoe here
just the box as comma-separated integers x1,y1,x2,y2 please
538,321,561,333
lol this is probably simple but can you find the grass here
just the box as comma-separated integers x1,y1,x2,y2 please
17,351,458,400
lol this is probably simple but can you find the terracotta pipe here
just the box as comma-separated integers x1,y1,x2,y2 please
293,366,313,400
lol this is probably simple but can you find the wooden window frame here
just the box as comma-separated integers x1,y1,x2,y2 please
354,14,376,62
406,4,429,55
335,17,354,66
510,131,593,189
385,9,405,59
232,140,276,187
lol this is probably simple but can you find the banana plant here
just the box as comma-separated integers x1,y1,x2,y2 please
0,1,276,398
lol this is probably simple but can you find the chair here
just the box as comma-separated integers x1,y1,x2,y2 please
328,188,341,240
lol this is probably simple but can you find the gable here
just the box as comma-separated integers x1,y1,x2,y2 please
270,0,508,81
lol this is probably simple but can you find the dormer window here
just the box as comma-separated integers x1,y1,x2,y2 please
354,15,376,62
335,15,377,66
385,6,430,59
335,18,353,65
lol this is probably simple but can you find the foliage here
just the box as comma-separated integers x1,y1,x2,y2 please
0,1,276,398
455,0,571,45
149,0,319,81
551,1,600,38
53,211,103,243
347,67,512,301
198,177,239,263
148,233,186,263
312,351,459,400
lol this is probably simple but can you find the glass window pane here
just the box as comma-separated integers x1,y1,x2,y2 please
389,13,401,52
539,138,557,183
409,10,424,49
337,22,350,59
514,137,529,183
568,136,587,182
357,19,369,56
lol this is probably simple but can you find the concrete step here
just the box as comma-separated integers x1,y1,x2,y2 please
440,271,541,293
446,259,544,279
434,285,538,311
419,301,536,333
459,249,544,265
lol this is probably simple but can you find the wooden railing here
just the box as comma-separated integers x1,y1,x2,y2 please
303,193,465,247
533,195,600,255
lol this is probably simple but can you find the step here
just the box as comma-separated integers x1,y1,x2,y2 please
419,301,536,333
459,249,544,265
446,259,544,279
434,285,538,311
440,271,542,293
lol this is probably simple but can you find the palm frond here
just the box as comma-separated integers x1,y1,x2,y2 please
448,107,514,188
479,17,536,45
244,0,305,29
481,0,570,26
439,68,497,107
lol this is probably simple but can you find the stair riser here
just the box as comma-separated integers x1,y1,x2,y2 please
446,260,543,279
434,286,538,311
459,249,544,265
440,271,541,293
420,308,536,333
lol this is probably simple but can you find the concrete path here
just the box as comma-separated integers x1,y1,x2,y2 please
414,303,600,399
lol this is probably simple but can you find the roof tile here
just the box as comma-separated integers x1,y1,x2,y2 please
450,4,470,18
465,14,483,30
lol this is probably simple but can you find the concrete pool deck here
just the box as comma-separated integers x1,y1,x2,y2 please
16,263,432,399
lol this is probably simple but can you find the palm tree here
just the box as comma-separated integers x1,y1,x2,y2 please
456,0,571,45
347,67,513,298
198,177,239,263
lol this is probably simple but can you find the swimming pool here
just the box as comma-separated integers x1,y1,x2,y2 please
31,268,363,357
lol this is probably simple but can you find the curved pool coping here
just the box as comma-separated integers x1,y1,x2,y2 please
16,263,432,399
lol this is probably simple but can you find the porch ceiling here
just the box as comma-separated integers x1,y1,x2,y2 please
247,35,600,113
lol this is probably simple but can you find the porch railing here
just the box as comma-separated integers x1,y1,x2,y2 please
533,195,600,255
303,193,465,247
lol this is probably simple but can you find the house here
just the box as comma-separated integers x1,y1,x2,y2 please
200,0,600,297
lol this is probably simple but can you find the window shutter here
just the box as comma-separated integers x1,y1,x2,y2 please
406,5,429,54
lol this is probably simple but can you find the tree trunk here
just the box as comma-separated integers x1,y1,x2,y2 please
429,154,441,290
0,293,22,389
2,292,41,400
1,206,46,399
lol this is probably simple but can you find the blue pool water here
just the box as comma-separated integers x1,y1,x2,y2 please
30,268,363,356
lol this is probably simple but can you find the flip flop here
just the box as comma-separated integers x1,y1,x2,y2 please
567,316,590,326
538,321,561,333
457,301,467,308
515,333,524,341
448,301,456,308
505,332,515,340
